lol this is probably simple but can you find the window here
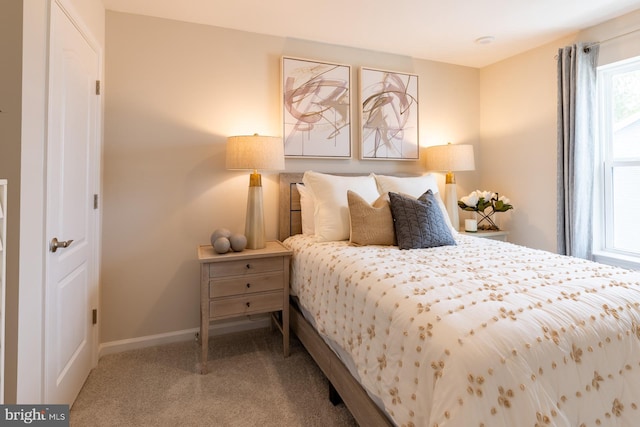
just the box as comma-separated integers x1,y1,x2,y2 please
596,56,640,265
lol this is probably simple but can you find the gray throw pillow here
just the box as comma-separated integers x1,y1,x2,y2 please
389,190,456,250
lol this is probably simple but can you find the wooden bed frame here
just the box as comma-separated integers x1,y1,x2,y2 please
278,173,393,427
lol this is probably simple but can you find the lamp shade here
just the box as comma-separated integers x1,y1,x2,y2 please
425,143,475,231
226,134,285,171
425,143,475,172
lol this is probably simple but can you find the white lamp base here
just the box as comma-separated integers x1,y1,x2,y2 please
245,185,265,249
444,183,459,231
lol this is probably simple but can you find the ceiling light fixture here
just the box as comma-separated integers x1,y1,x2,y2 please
475,36,495,45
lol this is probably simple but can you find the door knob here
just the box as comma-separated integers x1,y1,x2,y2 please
50,237,74,253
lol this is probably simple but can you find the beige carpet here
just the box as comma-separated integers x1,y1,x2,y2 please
70,328,358,426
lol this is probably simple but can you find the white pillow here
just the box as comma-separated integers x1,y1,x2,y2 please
302,171,380,242
296,183,315,235
373,173,457,234
374,173,439,198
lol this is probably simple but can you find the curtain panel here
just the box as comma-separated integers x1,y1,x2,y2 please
557,43,599,259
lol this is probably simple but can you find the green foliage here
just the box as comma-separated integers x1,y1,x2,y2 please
493,200,513,212
613,70,640,124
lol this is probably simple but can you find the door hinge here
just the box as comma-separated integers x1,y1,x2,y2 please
94,194,98,209
92,309,97,325
95,80,101,95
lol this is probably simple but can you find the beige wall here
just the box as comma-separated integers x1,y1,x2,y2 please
479,39,568,251
584,9,640,67
102,11,480,343
479,9,640,252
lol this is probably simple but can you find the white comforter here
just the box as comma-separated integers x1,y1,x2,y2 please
284,233,640,427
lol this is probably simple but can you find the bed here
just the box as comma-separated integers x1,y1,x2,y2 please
279,171,640,427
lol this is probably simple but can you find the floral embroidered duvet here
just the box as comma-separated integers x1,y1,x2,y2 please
284,234,640,427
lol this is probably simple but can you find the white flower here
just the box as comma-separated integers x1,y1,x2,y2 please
499,195,511,205
461,192,479,208
477,190,494,202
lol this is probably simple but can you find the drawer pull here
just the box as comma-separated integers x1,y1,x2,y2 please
246,283,251,288
246,263,251,269
246,302,251,308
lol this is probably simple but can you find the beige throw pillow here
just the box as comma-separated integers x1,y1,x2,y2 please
348,190,396,246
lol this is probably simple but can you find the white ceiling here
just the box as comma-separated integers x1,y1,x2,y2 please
102,0,640,68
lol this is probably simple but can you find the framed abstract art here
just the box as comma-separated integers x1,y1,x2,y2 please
360,67,419,160
282,57,351,158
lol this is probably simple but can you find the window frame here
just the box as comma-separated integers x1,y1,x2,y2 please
594,56,640,269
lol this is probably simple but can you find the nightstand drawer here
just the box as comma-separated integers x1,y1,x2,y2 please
208,257,282,278
209,271,284,298
210,291,283,319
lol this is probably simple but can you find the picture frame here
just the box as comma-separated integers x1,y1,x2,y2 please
282,57,351,158
359,67,419,160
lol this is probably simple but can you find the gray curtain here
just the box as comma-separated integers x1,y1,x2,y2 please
557,43,599,259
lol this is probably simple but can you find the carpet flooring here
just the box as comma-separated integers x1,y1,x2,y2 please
70,328,358,426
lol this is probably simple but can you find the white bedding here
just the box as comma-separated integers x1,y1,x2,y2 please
284,233,640,427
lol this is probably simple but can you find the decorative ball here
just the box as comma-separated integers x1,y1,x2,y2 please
229,234,247,252
210,228,232,246
213,237,231,254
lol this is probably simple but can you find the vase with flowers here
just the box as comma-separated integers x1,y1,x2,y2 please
458,190,513,231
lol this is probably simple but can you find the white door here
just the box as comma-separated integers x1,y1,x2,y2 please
45,2,100,405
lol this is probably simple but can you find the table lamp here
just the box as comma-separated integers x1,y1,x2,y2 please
425,142,475,230
226,134,285,249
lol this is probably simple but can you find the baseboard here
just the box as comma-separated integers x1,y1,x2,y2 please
98,314,271,358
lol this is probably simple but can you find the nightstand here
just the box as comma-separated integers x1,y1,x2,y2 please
197,240,292,374
459,229,509,242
